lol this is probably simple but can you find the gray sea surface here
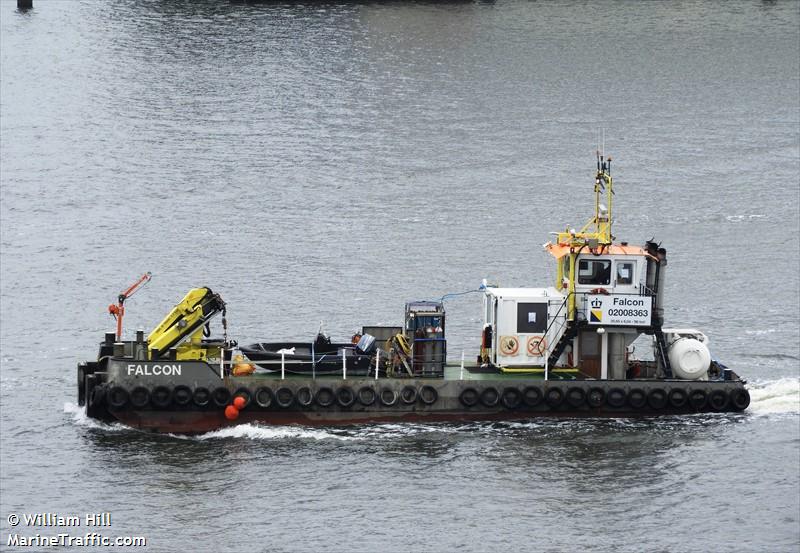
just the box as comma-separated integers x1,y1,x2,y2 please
1,0,799,552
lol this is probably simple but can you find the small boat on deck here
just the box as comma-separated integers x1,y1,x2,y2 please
240,334,375,376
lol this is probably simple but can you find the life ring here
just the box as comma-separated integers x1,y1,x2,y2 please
173,385,192,406
606,387,626,408
522,386,543,407
419,385,438,405
275,387,294,408
526,336,547,357
668,388,688,408
590,288,610,295
459,387,479,407
295,386,313,407
357,386,377,406
647,388,668,410
730,388,750,411
379,388,398,407
107,386,129,409
545,387,564,408
315,387,335,407
627,388,646,409
709,389,729,411
253,387,273,408
501,387,521,409
566,387,586,408
151,385,173,408
499,336,519,356
688,389,707,410
587,387,605,408
336,386,356,408
211,387,231,408
480,387,500,407
400,386,418,405
192,387,210,408
233,387,252,408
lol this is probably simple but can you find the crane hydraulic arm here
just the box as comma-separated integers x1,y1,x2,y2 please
147,288,226,360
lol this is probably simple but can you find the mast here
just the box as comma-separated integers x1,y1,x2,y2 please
552,154,615,319
580,151,613,245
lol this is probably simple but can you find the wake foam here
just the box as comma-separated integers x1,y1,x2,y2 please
747,378,800,415
63,402,129,432
744,328,777,336
193,424,357,441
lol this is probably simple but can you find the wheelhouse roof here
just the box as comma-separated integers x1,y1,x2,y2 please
545,243,655,260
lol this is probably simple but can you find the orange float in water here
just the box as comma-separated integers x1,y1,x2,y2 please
233,396,246,410
224,405,239,420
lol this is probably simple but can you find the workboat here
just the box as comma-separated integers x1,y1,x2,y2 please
77,155,750,433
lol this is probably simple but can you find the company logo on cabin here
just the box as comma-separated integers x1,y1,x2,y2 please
590,297,603,322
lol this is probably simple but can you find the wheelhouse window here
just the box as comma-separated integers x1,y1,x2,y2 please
578,259,611,285
616,261,635,285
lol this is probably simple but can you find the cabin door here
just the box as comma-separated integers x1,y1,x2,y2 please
579,330,601,379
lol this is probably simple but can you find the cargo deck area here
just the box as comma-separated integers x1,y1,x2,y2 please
229,364,584,381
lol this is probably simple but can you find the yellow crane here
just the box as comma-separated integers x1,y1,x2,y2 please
147,287,227,360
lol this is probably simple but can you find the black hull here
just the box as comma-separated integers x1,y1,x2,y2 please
82,363,751,434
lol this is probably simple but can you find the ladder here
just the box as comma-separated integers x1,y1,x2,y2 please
547,321,583,369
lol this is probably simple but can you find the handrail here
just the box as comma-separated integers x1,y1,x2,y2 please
542,294,572,379
544,292,572,336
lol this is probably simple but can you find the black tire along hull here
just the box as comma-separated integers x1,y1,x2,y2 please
83,358,751,434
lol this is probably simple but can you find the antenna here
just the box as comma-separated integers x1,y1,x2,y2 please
596,129,601,170
602,128,605,158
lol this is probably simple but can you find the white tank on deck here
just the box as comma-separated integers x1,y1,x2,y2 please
668,337,711,380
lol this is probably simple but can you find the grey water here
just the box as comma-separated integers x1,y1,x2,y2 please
1,0,799,551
